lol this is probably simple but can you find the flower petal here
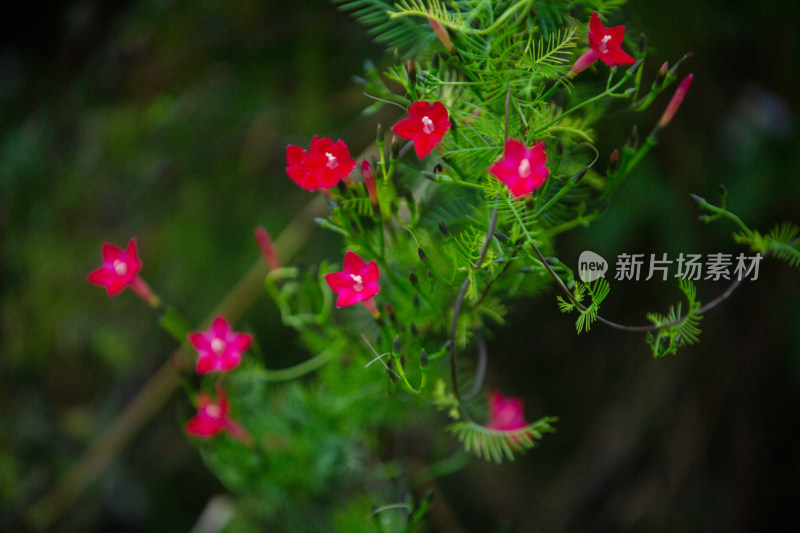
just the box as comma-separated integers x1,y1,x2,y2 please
408,101,432,122
325,272,354,293
588,11,604,38
186,414,223,438
503,138,527,162
228,333,253,355
601,47,635,66
362,260,380,284
188,332,211,352
195,353,219,374
286,144,306,166
391,118,421,140
413,132,438,159
430,101,449,123
336,290,363,307
343,250,366,276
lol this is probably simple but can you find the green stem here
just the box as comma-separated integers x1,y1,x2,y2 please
254,339,344,381
533,65,638,136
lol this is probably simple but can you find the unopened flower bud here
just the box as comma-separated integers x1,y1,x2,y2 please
608,149,620,174
420,348,429,368
569,167,588,185
254,226,281,270
407,61,416,91
391,135,399,159
667,52,692,82
418,247,428,263
637,33,647,55
431,51,440,70
377,123,384,145
393,335,401,355
658,74,693,127
409,270,418,286
362,160,378,205
438,220,450,238
626,58,643,75
626,125,639,149
428,14,455,52
387,368,400,383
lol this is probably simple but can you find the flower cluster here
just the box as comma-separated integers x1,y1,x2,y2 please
88,239,252,442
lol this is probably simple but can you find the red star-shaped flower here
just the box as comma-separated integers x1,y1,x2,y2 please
391,101,451,159
488,139,550,198
87,238,142,296
286,136,356,191
486,390,528,432
324,250,380,309
570,12,635,75
185,388,249,443
187,315,253,374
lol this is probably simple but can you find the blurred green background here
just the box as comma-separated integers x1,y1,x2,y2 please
1,0,798,531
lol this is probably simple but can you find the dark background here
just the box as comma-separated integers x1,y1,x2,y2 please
1,0,798,531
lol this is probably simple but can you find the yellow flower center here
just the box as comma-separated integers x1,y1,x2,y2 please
599,34,612,53
421,116,435,135
518,159,532,178
211,338,226,355
350,273,364,292
113,259,128,276
325,152,339,169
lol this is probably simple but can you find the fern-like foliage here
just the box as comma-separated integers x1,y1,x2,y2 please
447,416,558,463
557,277,610,333
334,0,431,52
389,0,465,31
645,279,703,358
766,223,800,268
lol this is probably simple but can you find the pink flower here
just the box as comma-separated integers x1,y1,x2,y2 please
324,250,380,310
570,12,636,75
486,390,528,432
658,74,693,127
88,238,159,306
391,101,451,159
87,238,142,296
188,315,253,374
286,136,357,191
489,139,550,198
185,388,249,443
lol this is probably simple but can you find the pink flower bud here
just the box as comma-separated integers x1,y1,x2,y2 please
254,226,281,270
362,160,378,205
427,12,454,52
658,74,693,127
